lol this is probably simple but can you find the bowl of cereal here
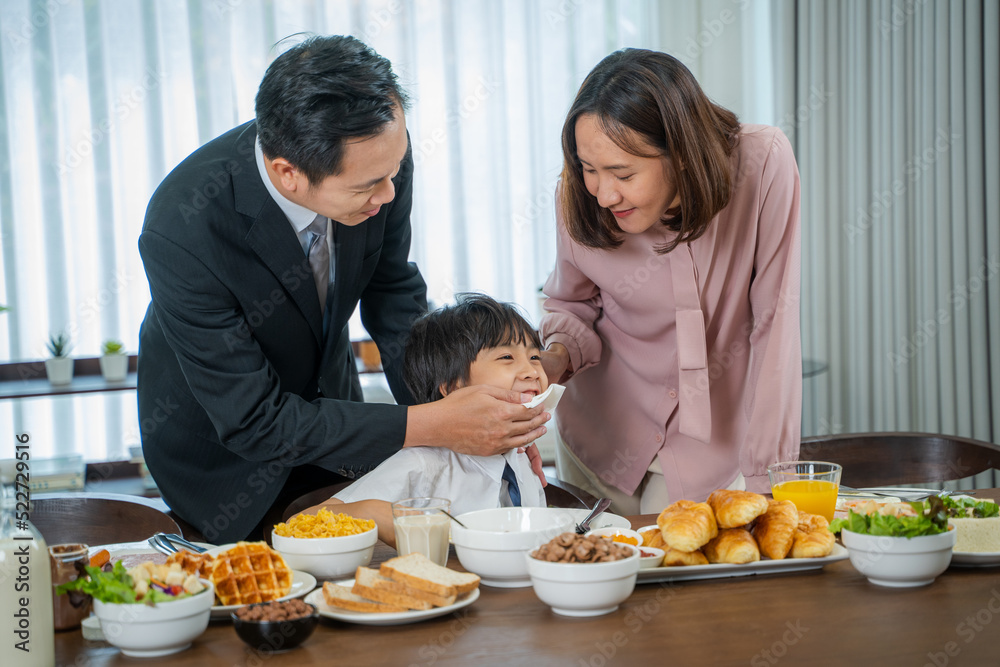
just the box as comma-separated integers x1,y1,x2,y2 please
231,599,319,653
271,509,378,579
526,533,640,617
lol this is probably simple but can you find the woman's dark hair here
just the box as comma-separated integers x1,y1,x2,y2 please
403,293,542,404
560,48,740,254
255,34,409,184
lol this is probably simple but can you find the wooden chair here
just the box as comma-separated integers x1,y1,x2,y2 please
31,492,181,547
798,432,1000,488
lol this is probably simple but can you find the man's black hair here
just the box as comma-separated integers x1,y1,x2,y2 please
255,34,409,184
403,293,543,404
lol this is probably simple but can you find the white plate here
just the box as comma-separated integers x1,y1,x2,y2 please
551,508,631,531
635,544,849,583
88,542,317,620
951,550,1000,567
304,581,479,626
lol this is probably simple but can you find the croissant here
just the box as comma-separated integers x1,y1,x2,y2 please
661,547,709,567
790,511,835,558
707,489,769,529
640,528,666,549
703,528,761,564
657,500,718,552
752,499,798,560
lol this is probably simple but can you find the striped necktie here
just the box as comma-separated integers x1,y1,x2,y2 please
305,215,329,315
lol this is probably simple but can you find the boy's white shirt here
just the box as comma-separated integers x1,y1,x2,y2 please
332,448,546,514
333,385,565,514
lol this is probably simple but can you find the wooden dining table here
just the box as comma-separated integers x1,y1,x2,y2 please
56,491,1000,666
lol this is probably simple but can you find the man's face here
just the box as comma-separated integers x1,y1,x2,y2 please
460,342,549,398
289,108,409,225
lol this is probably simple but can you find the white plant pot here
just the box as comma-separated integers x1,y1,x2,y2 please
100,354,129,382
45,357,74,385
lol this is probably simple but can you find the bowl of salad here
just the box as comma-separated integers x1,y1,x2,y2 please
830,495,956,588
58,560,213,657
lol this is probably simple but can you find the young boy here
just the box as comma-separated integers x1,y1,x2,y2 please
304,294,558,546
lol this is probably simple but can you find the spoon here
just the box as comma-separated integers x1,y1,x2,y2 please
575,497,612,534
439,509,469,529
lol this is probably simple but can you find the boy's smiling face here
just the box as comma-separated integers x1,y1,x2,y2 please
456,342,548,397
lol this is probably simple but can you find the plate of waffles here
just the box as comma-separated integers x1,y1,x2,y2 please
204,542,317,620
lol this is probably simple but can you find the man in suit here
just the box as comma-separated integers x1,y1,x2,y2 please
137,35,549,543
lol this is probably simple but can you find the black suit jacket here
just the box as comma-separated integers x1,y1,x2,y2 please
137,121,427,542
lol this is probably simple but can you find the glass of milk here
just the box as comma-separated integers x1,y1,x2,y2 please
391,497,452,566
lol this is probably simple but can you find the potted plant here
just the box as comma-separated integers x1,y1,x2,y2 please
99,339,129,382
45,332,74,385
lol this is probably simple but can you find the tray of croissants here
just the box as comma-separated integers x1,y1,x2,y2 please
634,490,848,583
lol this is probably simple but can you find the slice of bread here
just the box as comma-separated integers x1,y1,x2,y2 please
379,552,480,597
321,581,408,613
365,569,458,607
352,567,434,611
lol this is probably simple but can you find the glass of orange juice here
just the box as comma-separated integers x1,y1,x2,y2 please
767,461,842,521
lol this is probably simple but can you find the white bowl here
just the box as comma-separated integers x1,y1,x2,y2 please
841,528,956,588
450,508,576,588
526,544,640,616
638,546,665,569
586,526,643,547
271,526,377,579
93,581,214,657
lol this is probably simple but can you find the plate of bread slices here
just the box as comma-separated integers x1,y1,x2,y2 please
634,490,848,584
306,553,481,625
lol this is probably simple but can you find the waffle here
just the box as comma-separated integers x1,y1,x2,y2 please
165,549,215,577
209,541,293,606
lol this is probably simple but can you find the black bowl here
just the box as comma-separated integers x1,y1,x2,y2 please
230,601,319,653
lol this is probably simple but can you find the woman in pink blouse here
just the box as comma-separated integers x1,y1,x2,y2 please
540,49,801,514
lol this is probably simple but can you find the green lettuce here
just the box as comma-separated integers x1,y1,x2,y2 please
56,560,136,603
940,496,999,519
829,495,950,537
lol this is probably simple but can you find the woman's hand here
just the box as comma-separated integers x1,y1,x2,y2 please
540,342,571,384
404,385,550,456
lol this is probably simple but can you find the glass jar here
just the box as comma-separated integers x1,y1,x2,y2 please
1,463,55,665
49,543,92,630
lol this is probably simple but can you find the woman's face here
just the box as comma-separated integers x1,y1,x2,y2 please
574,114,680,235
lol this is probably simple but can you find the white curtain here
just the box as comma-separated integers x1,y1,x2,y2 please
791,0,1000,481
0,0,777,460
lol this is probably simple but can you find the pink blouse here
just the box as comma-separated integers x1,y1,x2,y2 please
540,124,801,499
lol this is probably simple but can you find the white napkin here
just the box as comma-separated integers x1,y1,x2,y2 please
522,383,565,411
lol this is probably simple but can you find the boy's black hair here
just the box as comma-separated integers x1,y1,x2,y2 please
255,34,409,184
403,293,543,404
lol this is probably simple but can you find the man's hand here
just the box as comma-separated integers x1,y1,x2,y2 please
404,385,550,456
540,343,571,384
520,443,548,487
